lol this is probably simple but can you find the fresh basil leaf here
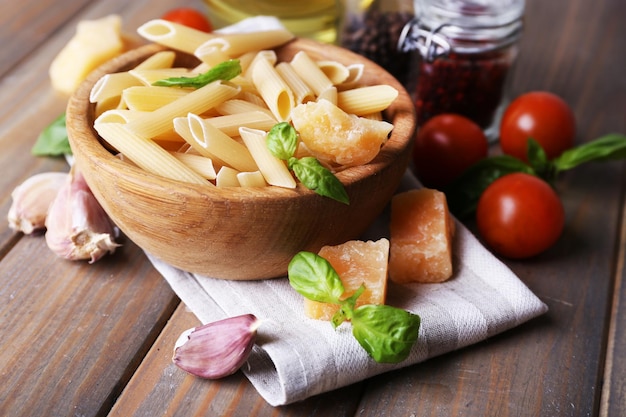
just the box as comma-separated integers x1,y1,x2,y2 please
153,59,241,88
291,157,350,204
266,122,297,160
288,251,345,304
552,133,626,172
351,304,420,363
443,155,535,219
31,113,72,156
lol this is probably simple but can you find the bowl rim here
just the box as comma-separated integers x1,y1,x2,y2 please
67,38,416,203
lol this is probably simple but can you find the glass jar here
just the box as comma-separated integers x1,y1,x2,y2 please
339,0,416,86
399,0,525,140
203,0,341,43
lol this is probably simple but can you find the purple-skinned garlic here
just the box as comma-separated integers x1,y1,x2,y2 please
8,172,68,234
44,166,120,263
173,314,261,379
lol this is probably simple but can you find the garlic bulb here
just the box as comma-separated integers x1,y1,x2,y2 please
8,172,68,234
44,167,120,263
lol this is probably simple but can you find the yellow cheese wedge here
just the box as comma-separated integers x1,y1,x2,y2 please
304,238,389,321
388,188,455,283
49,15,124,95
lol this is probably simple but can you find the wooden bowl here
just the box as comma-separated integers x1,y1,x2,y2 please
66,38,416,280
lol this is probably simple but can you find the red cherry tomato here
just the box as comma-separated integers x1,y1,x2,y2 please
499,91,576,162
476,173,565,259
412,114,489,189
161,8,213,32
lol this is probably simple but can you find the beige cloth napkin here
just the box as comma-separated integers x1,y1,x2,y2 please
147,170,548,406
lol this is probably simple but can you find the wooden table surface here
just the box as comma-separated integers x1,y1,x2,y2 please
1,0,624,416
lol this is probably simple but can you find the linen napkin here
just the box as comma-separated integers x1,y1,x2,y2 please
147,169,548,406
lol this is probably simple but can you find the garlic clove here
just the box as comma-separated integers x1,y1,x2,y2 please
173,314,261,379
7,172,68,234
44,167,120,263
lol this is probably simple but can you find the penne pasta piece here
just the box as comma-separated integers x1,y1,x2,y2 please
317,85,338,106
250,57,294,121
275,62,316,104
216,99,275,120
94,123,208,185
183,113,259,172
90,72,141,103
195,29,294,58
94,96,123,117
170,151,217,179
236,171,267,187
206,111,277,137
239,127,296,188
317,60,350,85
290,50,333,96
215,166,240,187
336,63,365,90
137,19,215,54
337,85,399,116
95,108,143,125
244,50,277,78
129,67,191,86
134,50,177,70
122,86,190,111
124,80,240,138
194,42,232,66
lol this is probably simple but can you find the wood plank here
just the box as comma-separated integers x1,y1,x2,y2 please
0,236,179,417
108,304,365,416
0,0,93,76
600,201,626,416
355,0,626,414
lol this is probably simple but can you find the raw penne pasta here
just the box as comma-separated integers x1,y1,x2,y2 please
275,62,316,104
290,50,333,95
137,19,214,54
216,99,275,120
206,111,277,137
236,171,267,187
94,122,208,185
170,151,217,179
94,96,123,117
250,57,294,121
239,127,296,188
134,50,177,70
195,29,294,58
235,91,268,108
183,113,258,172
95,108,143,125
336,64,365,90
173,116,228,167
317,60,350,85
194,44,232,67
128,68,191,86
215,166,240,187
244,50,277,78
317,86,338,105
122,86,190,111
337,85,399,116
90,72,141,103
124,80,240,138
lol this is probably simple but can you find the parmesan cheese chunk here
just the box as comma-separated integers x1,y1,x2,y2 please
49,15,125,95
305,238,389,321
388,189,455,283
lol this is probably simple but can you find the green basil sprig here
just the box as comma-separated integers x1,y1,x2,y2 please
444,133,626,218
288,251,420,363
153,59,242,88
31,113,71,156
267,122,349,204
